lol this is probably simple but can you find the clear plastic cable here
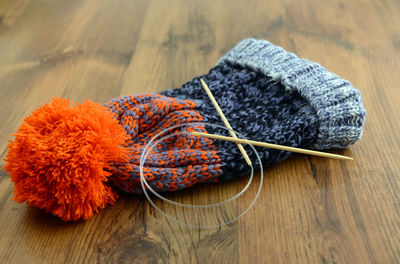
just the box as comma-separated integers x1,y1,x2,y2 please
139,122,263,229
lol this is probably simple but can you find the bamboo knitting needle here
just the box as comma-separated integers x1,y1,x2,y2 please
200,79,252,166
192,131,353,161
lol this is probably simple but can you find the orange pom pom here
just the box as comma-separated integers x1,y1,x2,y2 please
3,98,130,221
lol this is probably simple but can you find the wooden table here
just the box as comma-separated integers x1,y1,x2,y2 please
1,0,399,263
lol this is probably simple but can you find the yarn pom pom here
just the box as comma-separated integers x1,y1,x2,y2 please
3,98,130,221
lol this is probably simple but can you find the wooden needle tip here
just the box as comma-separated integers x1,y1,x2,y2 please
192,132,353,161
343,156,354,161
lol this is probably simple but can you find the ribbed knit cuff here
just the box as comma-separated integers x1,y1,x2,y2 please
217,39,366,149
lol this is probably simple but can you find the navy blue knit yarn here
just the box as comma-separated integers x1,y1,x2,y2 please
162,64,319,181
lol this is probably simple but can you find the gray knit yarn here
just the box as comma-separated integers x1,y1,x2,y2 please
218,39,366,149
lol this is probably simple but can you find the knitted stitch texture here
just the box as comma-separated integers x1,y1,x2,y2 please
217,39,366,149
162,39,366,181
4,39,366,221
104,38,366,190
105,94,223,193
162,65,319,181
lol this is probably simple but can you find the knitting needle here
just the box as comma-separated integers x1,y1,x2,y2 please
200,79,252,166
192,131,353,160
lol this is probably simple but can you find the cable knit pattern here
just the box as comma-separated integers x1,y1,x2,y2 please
217,39,366,149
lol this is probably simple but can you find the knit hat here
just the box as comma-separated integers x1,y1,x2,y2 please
4,39,366,221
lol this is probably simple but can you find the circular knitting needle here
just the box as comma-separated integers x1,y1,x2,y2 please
200,78,252,166
192,132,353,160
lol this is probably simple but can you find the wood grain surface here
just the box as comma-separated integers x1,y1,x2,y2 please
1,0,400,263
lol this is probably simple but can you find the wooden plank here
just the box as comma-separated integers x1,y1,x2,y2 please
236,0,400,263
